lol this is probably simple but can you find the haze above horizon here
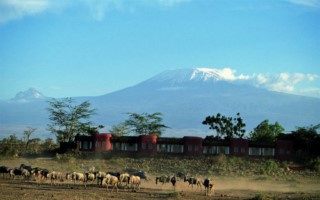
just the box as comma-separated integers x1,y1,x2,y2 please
1,0,319,100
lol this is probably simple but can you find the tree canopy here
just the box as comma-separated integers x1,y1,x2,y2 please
47,98,96,143
278,124,320,159
250,119,284,142
124,112,169,136
109,122,130,137
202,112,246,139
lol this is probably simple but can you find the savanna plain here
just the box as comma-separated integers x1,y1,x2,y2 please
1,154,320,200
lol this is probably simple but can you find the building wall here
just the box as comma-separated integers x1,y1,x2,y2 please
73,133,294,160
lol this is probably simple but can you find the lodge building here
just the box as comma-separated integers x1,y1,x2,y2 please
74,133,294,160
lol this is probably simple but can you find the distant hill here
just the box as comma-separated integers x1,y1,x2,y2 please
1,68,319,138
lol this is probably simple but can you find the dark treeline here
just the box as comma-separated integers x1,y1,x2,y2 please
0,135,58,157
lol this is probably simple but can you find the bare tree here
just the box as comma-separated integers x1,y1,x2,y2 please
24,127,36,151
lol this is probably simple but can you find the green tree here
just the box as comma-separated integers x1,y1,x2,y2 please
47,98,96,143
83,125,104,136
124,112,169,136
202,112,246,139
0,135,23,157
109,122,130,137
41,138,57,151
250,120,284,142
291,124,319,158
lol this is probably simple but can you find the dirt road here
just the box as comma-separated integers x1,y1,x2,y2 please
1,176,319,200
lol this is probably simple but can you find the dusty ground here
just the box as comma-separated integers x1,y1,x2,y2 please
1,175,320,200
1,157,320,199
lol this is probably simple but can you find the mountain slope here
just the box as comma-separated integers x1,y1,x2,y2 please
1,68,319,138
92,68,320,134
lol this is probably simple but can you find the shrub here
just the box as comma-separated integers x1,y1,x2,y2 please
55,153,76,163
253,192,268,200
309,157,320,172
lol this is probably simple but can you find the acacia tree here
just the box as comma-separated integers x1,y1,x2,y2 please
109,122,130,137
202,112,246,139
47,98,96,143
124,112,169,136
250,119,284,142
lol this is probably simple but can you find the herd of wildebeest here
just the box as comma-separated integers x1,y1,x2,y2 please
0,164,215,196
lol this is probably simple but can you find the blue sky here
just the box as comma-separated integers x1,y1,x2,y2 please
0,0,319,100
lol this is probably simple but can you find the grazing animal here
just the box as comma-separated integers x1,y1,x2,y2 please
0,166,10,177
129,175,141,192
65,172,73,181
176,172,186,181
171,176,177,187
21,169,31,179
119,173,130,187
203,178,214,196
155,175,170,185
30,167,42,179
40,169,50,180
102,174,119,192
71,172,86,185
47,171,64,185
132,171,148,180
184,176,202,189
107,171,120,177
85,172,96,183
19,164,32,173
10,168,23,179
96,171,107,185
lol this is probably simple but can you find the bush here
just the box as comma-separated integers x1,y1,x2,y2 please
55,153,76,163
252,192,270,200
256,160,279,175
216,154,228,166
309,157,320,172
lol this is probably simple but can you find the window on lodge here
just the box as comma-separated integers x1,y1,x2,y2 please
187,145,192,152
157,144,184,153
148,143,153,150
81,141,92,150
203,146,230,155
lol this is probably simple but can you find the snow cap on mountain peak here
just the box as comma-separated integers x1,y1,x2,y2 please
191,68,249,81
11,87,46,102
148,67,249,84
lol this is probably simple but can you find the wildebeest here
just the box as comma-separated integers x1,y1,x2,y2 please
132,171,148,180
96,171,107,185
184,176,202,189
19,164,32,173
0,166,10,177
129,175,141,192
155,175,170,185
21,169,31,179
171,176,177,187
85,172,96,184
176,172,186,180
102,174,119,192
9,168,23,179
119,173,130,188
47,171,64,185
203,178,214,196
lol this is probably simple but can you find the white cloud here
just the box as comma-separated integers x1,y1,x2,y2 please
82,0,125,21
0,0,191,24
0,0,51,24
287,0,320,8
249,72,320,97
155,0,191,7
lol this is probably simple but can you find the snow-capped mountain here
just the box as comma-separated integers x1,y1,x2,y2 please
1,68,319,139
145,68,241,84
11,88,47,102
